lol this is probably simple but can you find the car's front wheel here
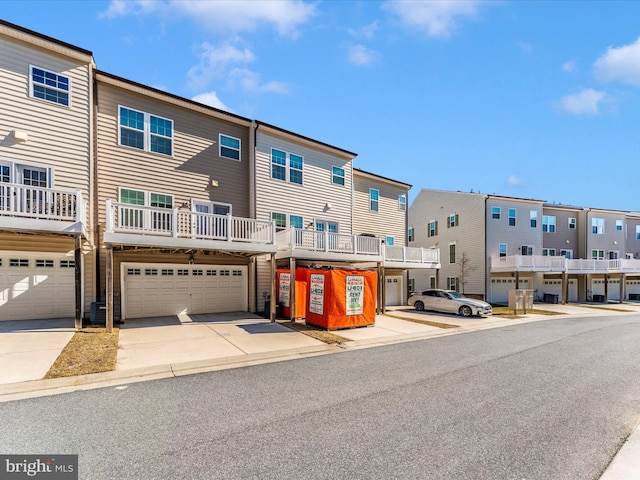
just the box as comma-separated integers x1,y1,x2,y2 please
459,305,472,317
414,301,424,311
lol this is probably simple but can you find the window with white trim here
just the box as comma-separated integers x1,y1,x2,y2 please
399,195,406,212
447,277,459,292
560,249,573,259
508,208,516,226
408,227,414,242
119,106,173,155
491,207,500,219
118,188,173,230
542,248,556,256
542,215,556,233
30,65,70,106
447,214,458,228
271,149,303,184
592,218,604,234
591,249,604,260
568,217,576,229
499,243,507,258
370,189,379,212
271,212,304,232
408,278,415,292
385,236,395,246
332,166,345,185
530,210,537,228
521,245,533,256
449,243,456,264
616,219,623,231
636,225,640,240
428,220,437,237
220,134,241,160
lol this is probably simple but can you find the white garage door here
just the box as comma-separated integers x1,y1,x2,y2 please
543,279,578,303
385,276,403,306
0,251,75,320
122,263,248,320
490,277,530,304
592,278,621,301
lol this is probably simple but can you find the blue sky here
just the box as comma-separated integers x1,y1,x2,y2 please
4,1,640,210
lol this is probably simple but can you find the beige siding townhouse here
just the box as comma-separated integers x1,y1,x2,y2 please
95,72,276,327
0,20,95,326
353,169,439,306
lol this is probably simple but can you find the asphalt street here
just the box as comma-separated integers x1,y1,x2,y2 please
1,315,639,479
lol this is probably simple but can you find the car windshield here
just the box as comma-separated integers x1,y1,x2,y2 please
448,292,465,299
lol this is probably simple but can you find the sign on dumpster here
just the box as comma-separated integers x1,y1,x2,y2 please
309,274,325,315
346,275,364,315
279,273,290,307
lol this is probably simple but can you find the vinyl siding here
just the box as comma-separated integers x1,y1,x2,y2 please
586,210,627,258
408,190,486,297
542,206,582,256
353,173,408,245
254,130,355,313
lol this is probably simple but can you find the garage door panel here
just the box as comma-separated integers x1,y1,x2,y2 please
123,263,247,320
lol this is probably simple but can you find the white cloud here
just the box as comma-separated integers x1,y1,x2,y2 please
559,88,607,115
228,69,290,94
594,37,640,86
100,0,316,37
191,91,231,111
506,175,526,187
348,21,379,40
187,41,255,90
348,45,379,66
562,60,577,73
383,0,482,38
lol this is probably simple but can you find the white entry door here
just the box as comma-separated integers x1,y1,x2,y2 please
385,276,403,306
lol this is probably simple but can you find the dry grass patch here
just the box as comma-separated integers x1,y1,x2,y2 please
492,306,562,317
385,314,460,329
570,304,634,313
277,320,350,344
44,327,119,379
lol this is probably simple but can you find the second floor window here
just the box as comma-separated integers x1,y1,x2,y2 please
408,227,414,242
30,66,70,106
385,236,395,246
542,215,556,233
508,208,516,226
521,245,533,256
592,218,604,234
119,106,173,155
542,248,556,256
591,249,604,260
428,220,438,237
220,134,241,161
447,214,458,228
449,243,456,264
499,243,507,257
370,189,379,211
271,149,303,185
491,207,501,219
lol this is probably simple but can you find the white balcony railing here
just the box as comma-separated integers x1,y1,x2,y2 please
492,255,640,274
276,228,382,256
105,200,274,244
384,245,440,265
0,182,85,223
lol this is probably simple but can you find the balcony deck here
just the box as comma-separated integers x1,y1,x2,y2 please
491,255,640,274
103,200,277,255
0,183,86,235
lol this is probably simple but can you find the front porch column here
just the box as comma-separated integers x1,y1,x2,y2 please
269,254,276,322
515,271,520,290
106,244,114,333
604,274,609,302
289,257,296,321
377,262,384,314
620,273,625,303
74,235,82,330
561,272,568,305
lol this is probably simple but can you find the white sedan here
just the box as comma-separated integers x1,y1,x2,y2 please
407,289,492,317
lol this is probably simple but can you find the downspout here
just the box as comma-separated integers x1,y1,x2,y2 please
250,120,259,313
92,68,101,303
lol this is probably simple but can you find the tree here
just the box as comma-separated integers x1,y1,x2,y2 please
457,251,476,294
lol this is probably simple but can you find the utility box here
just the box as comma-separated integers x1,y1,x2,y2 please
508,289,534,312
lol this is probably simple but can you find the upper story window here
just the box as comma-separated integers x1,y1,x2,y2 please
491,207,501,219
370,189,379,212
290,215,303,229
399,195,407,212
332,166,345,186
272,212,303,232
508,208,516,226
30,66,70,107
220,134,241,161
427,220,438,237
271,149,303,184
616,220,623,231
568,217,576,229
499,243,507,257
591,249,604,260
449,243,456,264
119,106,173,156
592,217,604,234
560,249,573,259
530,210,537,228
447,214,459,228
636,225,640,240
542,215,556,233
408,227,414,242
385,236,395,246
521,245,533,256
542,248,556,256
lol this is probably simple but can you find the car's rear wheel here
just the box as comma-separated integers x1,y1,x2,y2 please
414,301,424,311
459,305,472,317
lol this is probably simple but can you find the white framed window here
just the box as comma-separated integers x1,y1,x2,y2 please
370,189,379,212
530,210,537,228
428,220,437,238
491,207,500,219
315,220,338,233
449,242,456,264
447,214,459,228
591,249,604,260
608,250,619,260
385,236,395,246
521,245,533,256
408,278,415,292
408,227,414,242
271,148,303,184
592,218,604,234
508,208,516,226
499,243,507,258
271,212,305,232
447,277,459,292
616,219,623,231
560,249,573,259
118,187,173,230
636,225,640,240
399,195,407,212
332,166,345,186
119,106,173,156
542,248,556,256
30,65,70,107
542,215,556,233
220,134,241,161
0,160,53,188
568,217,576,229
